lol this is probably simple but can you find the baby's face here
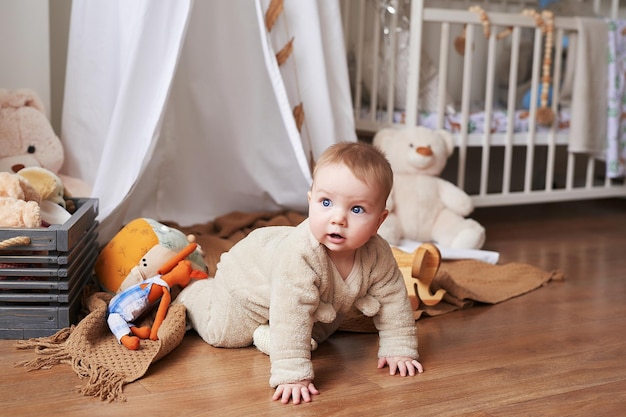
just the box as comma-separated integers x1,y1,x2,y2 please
307,163,387,254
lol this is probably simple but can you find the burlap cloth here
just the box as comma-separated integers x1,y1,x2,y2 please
339,258,564,333
14,210,562,401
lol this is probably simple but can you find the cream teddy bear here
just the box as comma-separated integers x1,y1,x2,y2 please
0,171,42,228
373,126,485,249
0,88,91,198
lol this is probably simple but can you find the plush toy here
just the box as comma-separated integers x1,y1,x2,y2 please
95,217,209,294
0,88,91,198
107,244,209,350
0,197,41,228
0,171,42,228
17,167,65,208
373,126,486,249
17,167,72,225
0,171,40,202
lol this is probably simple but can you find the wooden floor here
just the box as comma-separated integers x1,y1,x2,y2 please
2,198,626,416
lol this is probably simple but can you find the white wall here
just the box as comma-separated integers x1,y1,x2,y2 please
48,0,71,134
0,0,71,134
0,0,51,115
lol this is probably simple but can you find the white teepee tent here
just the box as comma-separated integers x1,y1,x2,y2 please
60,0,356,243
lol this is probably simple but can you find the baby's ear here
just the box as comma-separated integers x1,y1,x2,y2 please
376,209,389,231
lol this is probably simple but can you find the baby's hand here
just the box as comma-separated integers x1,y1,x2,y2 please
272,380,319,404
377,356,424,376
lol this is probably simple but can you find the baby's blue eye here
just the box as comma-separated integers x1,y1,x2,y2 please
351,206,364,214
322,198,331,207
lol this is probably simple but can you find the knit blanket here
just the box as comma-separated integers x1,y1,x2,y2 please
14,210,563,401
15,291,187,402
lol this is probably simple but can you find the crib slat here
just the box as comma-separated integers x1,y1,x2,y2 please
457,23,476,190
586,157,595,188
523,27,543,194
566,152,575,190
480,29,498,197
436,22,450,130
385,1,399,125
405,0,425,126
503,26,522,195
545,28,565,192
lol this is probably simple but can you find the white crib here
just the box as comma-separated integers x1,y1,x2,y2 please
341,0,626,207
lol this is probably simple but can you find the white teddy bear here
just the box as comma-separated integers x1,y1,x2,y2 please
373,126,486,249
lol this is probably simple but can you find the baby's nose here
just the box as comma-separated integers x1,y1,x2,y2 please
331,211,347,225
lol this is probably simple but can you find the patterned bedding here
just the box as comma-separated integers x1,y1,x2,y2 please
364,106,571,135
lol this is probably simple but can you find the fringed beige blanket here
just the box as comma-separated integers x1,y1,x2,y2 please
15,291,187,402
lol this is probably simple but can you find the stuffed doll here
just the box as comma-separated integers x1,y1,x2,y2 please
95,217,209,294
373,126,486,249
107,243,209,350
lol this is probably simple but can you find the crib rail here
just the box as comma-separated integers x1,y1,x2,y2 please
341,0,626,207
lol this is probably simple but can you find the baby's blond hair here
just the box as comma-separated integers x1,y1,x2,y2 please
313,141,393,203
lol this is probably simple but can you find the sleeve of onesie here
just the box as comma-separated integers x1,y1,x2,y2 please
267,239,324,388
367,238,419,360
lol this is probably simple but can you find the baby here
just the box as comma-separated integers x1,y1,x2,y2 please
177,141,423,404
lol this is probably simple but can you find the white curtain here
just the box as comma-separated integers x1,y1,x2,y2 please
61,0,355,244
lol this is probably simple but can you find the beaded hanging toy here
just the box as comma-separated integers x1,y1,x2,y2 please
520,8,556,125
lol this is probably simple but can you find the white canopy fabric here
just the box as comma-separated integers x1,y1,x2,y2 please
60,0,355,243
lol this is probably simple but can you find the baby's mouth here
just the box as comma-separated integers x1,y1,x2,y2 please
328,232,344,241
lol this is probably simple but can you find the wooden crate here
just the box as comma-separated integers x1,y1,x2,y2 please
0,198,99,339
